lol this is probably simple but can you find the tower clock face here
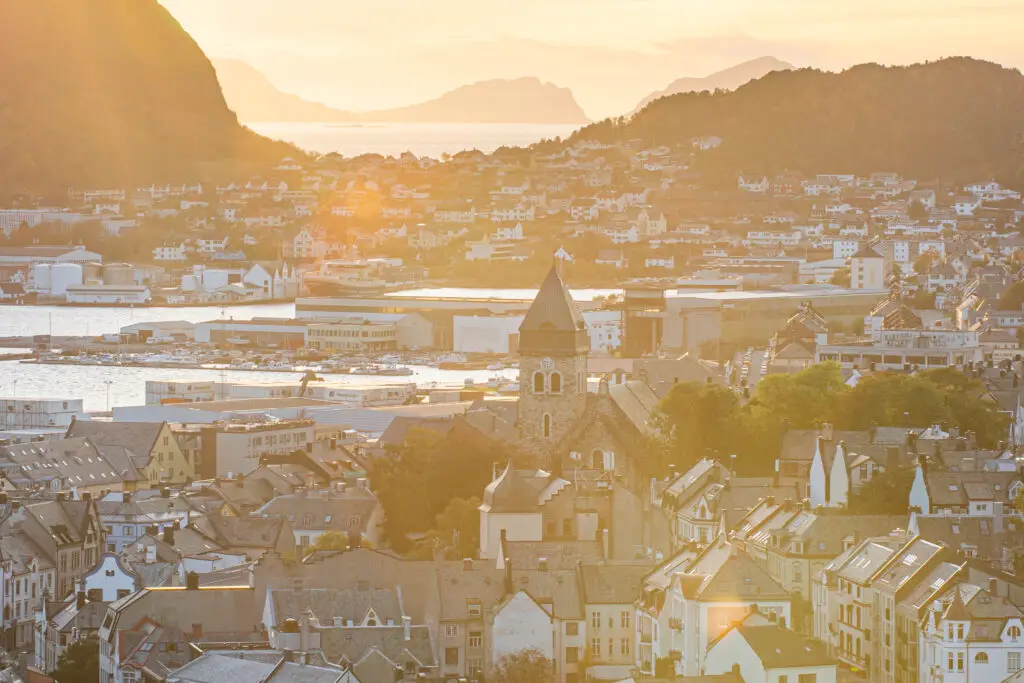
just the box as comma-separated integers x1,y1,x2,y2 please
541,357,554,369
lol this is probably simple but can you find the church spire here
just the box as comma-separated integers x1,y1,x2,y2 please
519,263,589,355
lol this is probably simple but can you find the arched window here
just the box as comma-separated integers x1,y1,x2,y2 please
533,371,545,394
975,653,989,664
542,413,552,438
550,371,562,394
1008,625,1021,641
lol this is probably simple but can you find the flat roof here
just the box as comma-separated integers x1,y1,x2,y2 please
170,397,335,411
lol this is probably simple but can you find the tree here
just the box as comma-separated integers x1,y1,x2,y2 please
408,496,482,560
913,251,935,274
491,650,555,683
304,530,352,555
848,469,914,514
653,381,742,472
1001,280,1024,312
908,199,929,219
369,427,499,552
829,267,850,287
53,638,99,683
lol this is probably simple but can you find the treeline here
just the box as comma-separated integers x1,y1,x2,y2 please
572,58,1024,189
652,363,1009,476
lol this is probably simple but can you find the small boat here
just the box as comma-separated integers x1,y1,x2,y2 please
226,337,251,345
487,362,504,371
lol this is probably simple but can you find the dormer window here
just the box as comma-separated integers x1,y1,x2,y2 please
1008,625,1021,641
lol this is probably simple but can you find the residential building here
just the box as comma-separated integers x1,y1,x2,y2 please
66,420,194,486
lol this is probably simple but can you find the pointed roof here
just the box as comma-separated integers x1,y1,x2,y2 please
943,584,970,621
479,462,539,513
518,264,589,355
852,244,883,259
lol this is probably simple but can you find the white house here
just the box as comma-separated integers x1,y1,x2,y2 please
919,583,1024,683
738,175,770,193
491,591,555,667
153,243,187,262
705,621,837,683
82,554,140,603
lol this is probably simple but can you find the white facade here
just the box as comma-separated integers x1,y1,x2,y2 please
65,285,151,304
851,254,885,290
153,243,187,261
0,398,85,429
82,555,138,602
491,591,555,665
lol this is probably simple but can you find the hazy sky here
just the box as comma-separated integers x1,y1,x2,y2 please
160,0,1024,120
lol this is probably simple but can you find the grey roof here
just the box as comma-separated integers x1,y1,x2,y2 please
66,420,164,456
872,537,944,593
0,437,124,489
167,652,350,683
258,490,378,532
580,565,650,604
323,625,436,668
502,541,604,569
836,540,899,585
736,624,836,668
191,515,290,550
270,587,403,625
518,264,589,354
479,463,541,513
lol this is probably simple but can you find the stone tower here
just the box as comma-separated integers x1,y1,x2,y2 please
517,264,589,458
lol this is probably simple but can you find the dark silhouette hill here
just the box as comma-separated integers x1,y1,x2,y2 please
578,58,1024,189
0,0,292,197
213,61,591,124
631,57,794,114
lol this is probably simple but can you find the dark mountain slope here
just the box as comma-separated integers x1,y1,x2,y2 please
0,0,291,197
578,58,1024,188
631,56,794,114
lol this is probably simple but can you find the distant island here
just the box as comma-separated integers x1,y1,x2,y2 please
578,57,1024,188
213,60,591,125
0,0,290,198
631,56,794,115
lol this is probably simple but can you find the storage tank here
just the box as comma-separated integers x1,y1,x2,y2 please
50,263,83,296
82,261,103,285
31,263,51,293
103,262,135,286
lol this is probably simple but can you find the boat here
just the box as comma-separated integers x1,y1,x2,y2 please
226,337,251,345
350,363,414,376
486,362,504,371
302,260,412,295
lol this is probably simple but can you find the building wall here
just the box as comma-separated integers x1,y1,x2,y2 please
83,555,136,602
517,353,588,459
480,512,543,559
491,592,554,666
586,604,635,665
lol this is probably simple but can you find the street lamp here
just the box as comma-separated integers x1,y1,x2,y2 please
104,380,114,412
12,379,18,400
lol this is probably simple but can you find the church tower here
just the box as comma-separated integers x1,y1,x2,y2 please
517,264,589,457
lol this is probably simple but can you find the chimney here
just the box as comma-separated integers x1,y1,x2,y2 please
907,431,918,451
601,528,610,561
463,558,473,571
161,487,171,498
503,555,513,597
56,492,66,502
299,610,312,652
989,578,999,595
123,492,132,504
163,527,175,546
538,557,549,572
821,422,834,441
146,525,158,537
869,423,878,444
402,615,412,642
82,492,91,502
76,591,86,611
185,571,200,590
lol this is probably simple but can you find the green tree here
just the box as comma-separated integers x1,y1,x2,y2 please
409,496,482,560
53,638,99,683
305,530,353,555
829,267,850,287
848,469,914,514
491,650,555,683
369,428,499,552
914,251,935,274
908,199,929,219
1001,280,1024,312
653,381,742,472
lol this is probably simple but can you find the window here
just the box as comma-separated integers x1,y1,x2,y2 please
621,611,631,628
975,652,989,664
798,675,816,683
566,646,579,663
779,676,788,683
956,624,964,641
1009,625,1022,641
467,659,483,677
550,372,562,394
566,622,579,636
468,600,482,618
445,647,459,667
1010,652,1022,673
542,413,552,438
591,638,601,657
469,631,482,648
621,638,630,655
592,612,601,629
533,372,545,394
444,623,459,638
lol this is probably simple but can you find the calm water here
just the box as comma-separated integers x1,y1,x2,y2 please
0,304,518,410
0,303,295,338
247,122,579,157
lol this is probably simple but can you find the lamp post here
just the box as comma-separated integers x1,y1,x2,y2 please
104,380,113,412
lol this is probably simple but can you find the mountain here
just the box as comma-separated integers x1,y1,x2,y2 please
0,0,291,197
212,61,591,124
577,58,1024,189
631,57,794,115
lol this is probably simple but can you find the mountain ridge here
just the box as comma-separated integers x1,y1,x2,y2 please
213,60,591,124
0,0,291,198
576,57,1024,189
631,56,794,115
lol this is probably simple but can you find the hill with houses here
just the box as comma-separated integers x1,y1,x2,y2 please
578,58,1024,190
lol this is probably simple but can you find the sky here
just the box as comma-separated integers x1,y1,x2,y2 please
159,0,1024,120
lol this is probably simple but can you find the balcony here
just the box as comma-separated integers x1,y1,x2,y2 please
640,632,653,644
668,618,683,631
